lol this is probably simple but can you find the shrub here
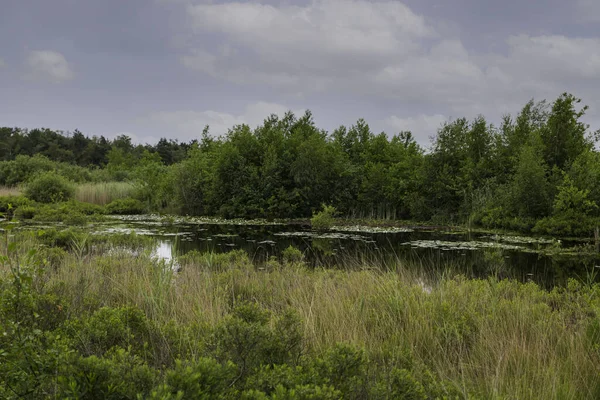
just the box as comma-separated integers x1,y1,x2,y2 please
212,303,304,383
311,205,337,230
105,198,146,215
36,228,82,249
282,245,304,265
313,344,367,397
0,195,32,213
13,205,37,220
64,306,154,358
157,358,237,399
57,348,158,399
24,172,75,203
30,204,89,225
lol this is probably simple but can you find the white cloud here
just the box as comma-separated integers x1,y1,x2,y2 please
25,50,74,83
147,101,306,140
0,58,5,68
384,114,447,147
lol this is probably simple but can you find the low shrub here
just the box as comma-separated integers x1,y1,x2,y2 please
24,172,75,203
105,198,146,215
13,205,37,220
13,201,104,224
282,245,305,265
0,195,33,218
311,204,337,230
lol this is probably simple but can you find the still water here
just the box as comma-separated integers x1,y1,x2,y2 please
97,215,600,288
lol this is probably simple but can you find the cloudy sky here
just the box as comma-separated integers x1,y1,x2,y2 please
1,0,599,147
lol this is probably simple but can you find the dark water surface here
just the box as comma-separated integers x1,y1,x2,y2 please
95,215,600,288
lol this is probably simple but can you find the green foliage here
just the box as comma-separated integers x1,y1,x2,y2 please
1,92,599,235
3,233,600,399
64,306,154,358
311,205,337,230
0,195,32,215
212,302,304,380
24,171,75,203
156,358,237,399
13,201,105,225
105,198,147,215
509,135,552,219
57,348,158,399
0,154,93,186
282,245,304,265
533,174,598,236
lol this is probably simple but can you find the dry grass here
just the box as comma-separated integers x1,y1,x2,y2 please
20,247,597,399
0,186,21,197
75,182,136,205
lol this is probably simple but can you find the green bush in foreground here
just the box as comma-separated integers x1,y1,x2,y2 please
24,171,75,203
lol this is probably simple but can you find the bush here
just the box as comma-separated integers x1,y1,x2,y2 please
105,198,146,215
533,215,598,237
63,306,158,362
282,245,304,265
212,303,304,382
156,358,237,399
57,348,158,399
0,195,32,213
13,205,37,220
311,205,337,230
24,172,75,203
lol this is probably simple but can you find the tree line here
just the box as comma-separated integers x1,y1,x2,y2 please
1,92,599,236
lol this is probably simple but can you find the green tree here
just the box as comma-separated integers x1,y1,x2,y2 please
541,93,590,170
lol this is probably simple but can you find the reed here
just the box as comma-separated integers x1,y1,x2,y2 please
74,181,136,205
0,186,21,197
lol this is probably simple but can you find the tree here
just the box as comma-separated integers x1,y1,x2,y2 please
541,93,590,170
509,133,551,219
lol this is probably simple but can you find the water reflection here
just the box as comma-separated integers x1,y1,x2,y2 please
28,215,600,288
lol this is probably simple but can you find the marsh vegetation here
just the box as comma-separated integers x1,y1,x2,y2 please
2,93,600,398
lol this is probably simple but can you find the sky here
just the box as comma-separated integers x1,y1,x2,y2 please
0,0,599,148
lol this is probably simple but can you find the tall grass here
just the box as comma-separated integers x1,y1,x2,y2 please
0,186,21,197
75,181,136,205
2,229,600,398
0,240,590,399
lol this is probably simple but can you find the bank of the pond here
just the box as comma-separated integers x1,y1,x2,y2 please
3,212,600,289
1,230,600,399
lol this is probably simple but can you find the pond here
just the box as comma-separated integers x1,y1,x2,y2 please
3,214,599,288
89,215,600,289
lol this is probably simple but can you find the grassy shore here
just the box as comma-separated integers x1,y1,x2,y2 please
1,229,599,399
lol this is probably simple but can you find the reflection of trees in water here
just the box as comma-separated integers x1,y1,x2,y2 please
151,221,600,287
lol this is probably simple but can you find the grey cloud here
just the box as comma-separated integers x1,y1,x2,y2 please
144,101,307,141
0,0,599,147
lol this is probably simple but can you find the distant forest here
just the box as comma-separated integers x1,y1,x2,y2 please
2,92,599,236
